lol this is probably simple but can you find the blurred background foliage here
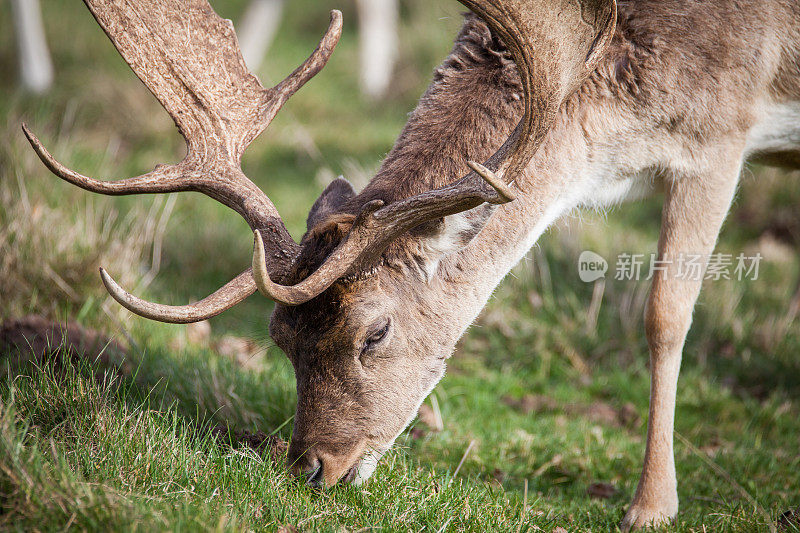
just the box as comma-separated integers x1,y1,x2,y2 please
1,0,799,530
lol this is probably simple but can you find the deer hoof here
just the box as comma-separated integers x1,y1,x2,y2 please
620,500,677,531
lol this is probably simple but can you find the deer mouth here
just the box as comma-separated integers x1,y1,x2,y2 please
341,462,360,484
340,448,384,486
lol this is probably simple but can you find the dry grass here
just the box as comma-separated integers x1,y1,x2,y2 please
0,117,174,323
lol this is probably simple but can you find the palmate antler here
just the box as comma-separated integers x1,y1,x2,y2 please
25,0,616,321
24,0,341,322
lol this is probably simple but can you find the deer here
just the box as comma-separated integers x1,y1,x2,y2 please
22,0,800,529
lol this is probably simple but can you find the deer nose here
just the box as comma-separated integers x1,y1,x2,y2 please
295,454,325,487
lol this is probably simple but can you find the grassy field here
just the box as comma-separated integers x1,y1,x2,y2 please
1,0,799,531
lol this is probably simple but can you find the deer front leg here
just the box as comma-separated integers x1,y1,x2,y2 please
621,150,742,530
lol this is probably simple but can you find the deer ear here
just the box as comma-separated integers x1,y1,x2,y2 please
307,177,356,231
413,206,492,280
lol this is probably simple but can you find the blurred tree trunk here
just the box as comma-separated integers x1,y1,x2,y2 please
356,0,398,99
237,0,399,99
238,0,285,72
11,0,53,93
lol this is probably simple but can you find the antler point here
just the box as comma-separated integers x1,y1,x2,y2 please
467,160,517,203
21,122,37,144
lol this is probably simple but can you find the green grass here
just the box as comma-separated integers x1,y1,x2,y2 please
2,0,800,531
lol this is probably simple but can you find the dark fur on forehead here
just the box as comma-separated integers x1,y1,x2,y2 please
286,213,356,286
277,212,376,333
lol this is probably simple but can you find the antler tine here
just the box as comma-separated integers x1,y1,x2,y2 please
100,268,256,324
252,199,387,304
275,10,343,100
25,0,342,322
458,0,617,181
252,0,617,306
23,123,198,197
23,123,296,236
257,11,344,137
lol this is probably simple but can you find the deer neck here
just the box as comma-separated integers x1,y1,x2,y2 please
370,33,645,345
354,17,599,332
432,117,585,337
355,14,524,205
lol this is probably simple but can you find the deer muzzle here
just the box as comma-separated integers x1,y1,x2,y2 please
289,439,369,488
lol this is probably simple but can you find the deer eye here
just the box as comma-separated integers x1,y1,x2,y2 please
363,320,390,351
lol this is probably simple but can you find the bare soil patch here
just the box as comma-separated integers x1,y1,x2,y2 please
0,315,128,371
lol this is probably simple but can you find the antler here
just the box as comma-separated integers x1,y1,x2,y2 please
24,0,343,323
27,0,617,319
252,0,618,306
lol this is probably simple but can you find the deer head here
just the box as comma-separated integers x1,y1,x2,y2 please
25,0,616,486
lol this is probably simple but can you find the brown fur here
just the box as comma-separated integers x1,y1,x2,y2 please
272,1,800,528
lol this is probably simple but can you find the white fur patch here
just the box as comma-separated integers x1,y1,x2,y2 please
353,449,383,485
418,213,482,281
745,101,800,157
